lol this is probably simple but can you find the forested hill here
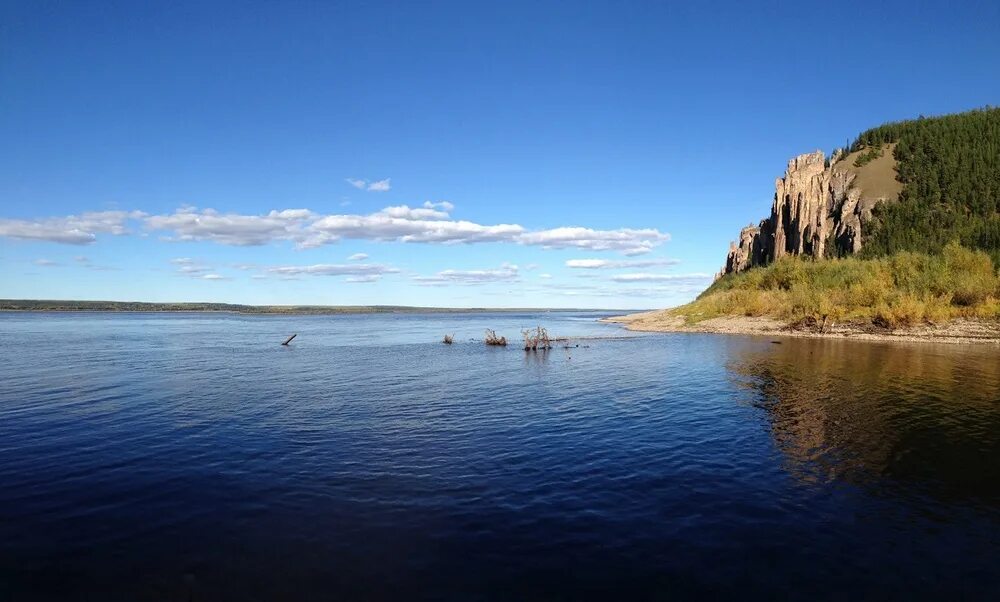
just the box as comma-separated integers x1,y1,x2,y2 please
720,107,1000,278
853,107,1000,263
687,107,1000,329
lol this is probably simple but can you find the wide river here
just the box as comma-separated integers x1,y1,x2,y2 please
1,311,998,599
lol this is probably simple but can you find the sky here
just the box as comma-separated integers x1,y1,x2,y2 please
2,1,999,309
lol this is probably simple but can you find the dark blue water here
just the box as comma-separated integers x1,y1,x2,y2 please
1,311,999,600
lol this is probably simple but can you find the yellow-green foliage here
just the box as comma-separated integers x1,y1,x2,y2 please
679,243,1000,328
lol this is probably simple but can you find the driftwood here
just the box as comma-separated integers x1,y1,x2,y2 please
443,334,454,344
281,334,297,346
484,329,507,346
521,326,552,351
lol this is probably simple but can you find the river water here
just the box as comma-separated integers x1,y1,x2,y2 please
1,311,998,599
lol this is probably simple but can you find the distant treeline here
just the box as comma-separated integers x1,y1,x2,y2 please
0,300,564,314
850,107,1000,263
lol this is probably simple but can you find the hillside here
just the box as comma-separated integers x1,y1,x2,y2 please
616,107,1000,339
854,108,1000,263
723,107,1000,275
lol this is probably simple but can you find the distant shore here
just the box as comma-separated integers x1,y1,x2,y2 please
604,310,1000,345
0,300,624,315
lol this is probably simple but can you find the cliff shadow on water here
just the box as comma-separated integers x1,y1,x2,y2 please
728,337,1000,507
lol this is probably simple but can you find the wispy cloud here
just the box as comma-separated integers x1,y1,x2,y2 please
610,272,712,282
264,263,399,282
566,258,681,269
535,280,708,299
346,178,392,192
414,263,519,286
518,227,670,256
367,178,391,192
147,208,312,246
302,207,522,248
72,255,120,271
0,211,143,245
8,204,670,257
348,253,369,261
170,257,214,277
33,258,60,267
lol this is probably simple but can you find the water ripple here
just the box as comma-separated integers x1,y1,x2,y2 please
1,312,999,599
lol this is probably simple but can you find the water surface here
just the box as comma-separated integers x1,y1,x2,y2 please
1,311,998,599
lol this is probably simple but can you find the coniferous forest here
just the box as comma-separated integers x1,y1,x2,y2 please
852,107,1000,263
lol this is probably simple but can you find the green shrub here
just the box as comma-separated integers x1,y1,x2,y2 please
676,245,1000,327
852,145,883,167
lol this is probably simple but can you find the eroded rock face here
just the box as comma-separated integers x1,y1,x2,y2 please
721,150,887,276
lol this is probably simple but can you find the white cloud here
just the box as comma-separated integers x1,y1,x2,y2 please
566,258,681,269
9,204,670,257
536,279,709,299
423,200,454,212
611,273,712,282
170,257,215,277
301,206,524,248
346,178,392,192
264,263,399,278
539,273,553,279
345,275,381,283
72,254,119,271
0,211,142,245
348,253,369,261
517,227,669,256
414,263,519,286
367,178,391,192
376,204,451,220
33,258,59,266
178,265,210,274
146,207,312,246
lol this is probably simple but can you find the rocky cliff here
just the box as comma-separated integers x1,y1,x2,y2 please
721,147,898,276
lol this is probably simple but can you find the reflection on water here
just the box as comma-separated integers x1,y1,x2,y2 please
1,312,999,599
731,339,1000,505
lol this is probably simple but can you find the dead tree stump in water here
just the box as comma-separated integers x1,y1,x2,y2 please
521,326,552,351
484,329,507,346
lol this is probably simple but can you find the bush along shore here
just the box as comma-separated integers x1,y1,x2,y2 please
608,243,1000,344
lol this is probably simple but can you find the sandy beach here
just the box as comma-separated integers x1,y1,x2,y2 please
604,310,1000,345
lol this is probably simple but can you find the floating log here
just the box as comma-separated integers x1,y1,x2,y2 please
281,334,297,346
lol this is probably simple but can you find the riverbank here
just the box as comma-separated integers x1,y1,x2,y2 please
0,300,610,315
604,310,1000,345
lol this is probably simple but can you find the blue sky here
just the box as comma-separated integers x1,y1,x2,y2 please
2,1,998,309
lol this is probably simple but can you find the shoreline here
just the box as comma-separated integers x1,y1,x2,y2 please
603,310,1000,345
0,304,629,316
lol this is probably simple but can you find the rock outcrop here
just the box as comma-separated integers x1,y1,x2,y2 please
721,149,891,276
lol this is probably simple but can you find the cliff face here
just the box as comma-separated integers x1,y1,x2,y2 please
722,149,891,276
